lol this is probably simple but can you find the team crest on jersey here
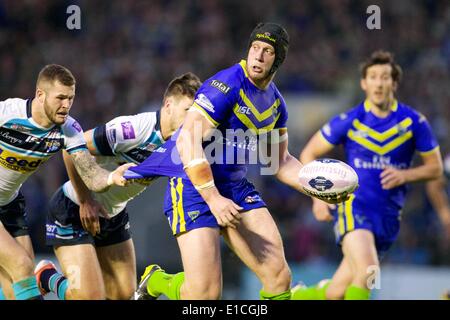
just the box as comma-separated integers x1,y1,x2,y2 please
210,80,231,94
121,121,136,140
396,124,408,136
44,140,62,153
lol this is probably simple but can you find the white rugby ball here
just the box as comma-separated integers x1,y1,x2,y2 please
298,158,358,196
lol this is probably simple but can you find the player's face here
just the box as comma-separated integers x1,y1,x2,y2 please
169,95,194,131
361,64,397,107
246,41,276,82
41,81,75,125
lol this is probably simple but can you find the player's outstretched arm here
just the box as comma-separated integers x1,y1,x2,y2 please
176,108,242,228
69,149,134,193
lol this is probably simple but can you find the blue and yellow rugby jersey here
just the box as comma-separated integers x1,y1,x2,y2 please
192,60,288,182
320,99,439,212
0,98,87,206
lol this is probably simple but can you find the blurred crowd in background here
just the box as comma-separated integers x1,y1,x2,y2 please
0,0,449,271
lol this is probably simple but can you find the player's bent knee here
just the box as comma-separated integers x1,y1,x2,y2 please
260,261,291,291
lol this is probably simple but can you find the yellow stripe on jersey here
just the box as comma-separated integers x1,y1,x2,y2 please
347,129,413,155
419,145,440,156
352,118,412,142
192,102,219,127
337,202,345,235
239,90,281,122
176,178,186,233
170,178,179,235
344,194,355,232
233,103,281,134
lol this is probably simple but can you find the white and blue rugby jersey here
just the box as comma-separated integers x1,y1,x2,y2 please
0,98,87,206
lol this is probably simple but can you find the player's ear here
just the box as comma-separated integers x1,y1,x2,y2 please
360,78,367,91
36,87,46,104
392,81,398,92
163,97,172,115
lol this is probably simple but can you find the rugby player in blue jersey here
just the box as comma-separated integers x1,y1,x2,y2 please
0,65,132,300
133,23,348,300
294,50,445,300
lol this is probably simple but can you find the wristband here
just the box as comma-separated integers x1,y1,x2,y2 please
194,180,215,191
183,158,208,170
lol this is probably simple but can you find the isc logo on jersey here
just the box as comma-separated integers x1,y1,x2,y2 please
0,147,45,172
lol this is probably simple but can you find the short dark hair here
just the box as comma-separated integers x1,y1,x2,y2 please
360,50,403,83
37,64,76,87
163,72,202,100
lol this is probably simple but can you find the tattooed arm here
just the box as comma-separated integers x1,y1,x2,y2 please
70,149,133,192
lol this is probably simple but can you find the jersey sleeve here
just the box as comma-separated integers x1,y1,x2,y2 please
93,113,153,155
412,113,439,155
62,117,88,154
191,72,237,127
319,112,353,146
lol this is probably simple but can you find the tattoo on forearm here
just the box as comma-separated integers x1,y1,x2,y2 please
71,150,110,192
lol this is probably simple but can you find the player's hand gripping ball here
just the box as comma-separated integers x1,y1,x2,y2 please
298,158,359,204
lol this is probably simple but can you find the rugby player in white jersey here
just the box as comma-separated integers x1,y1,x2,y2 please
34,73,201,300
0,64,132,300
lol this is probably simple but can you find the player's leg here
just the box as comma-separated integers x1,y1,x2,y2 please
39,187,105,299
341,229,378,300
325,255,354,299
94,209,135,300
176,227,222,299
0,265,13,299
139,227,222,300
0,233,36,300
136,178,223,300
0,228,41,299
96,239,136,300
222,207,292,300
0,194,42,300
52,244,105,300
291,256,354,300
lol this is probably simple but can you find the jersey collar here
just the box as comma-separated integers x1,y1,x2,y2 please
239,60,249,78
26,98,32,118
364,99,398,113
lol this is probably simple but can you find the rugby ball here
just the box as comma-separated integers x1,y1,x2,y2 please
298,158,358,196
